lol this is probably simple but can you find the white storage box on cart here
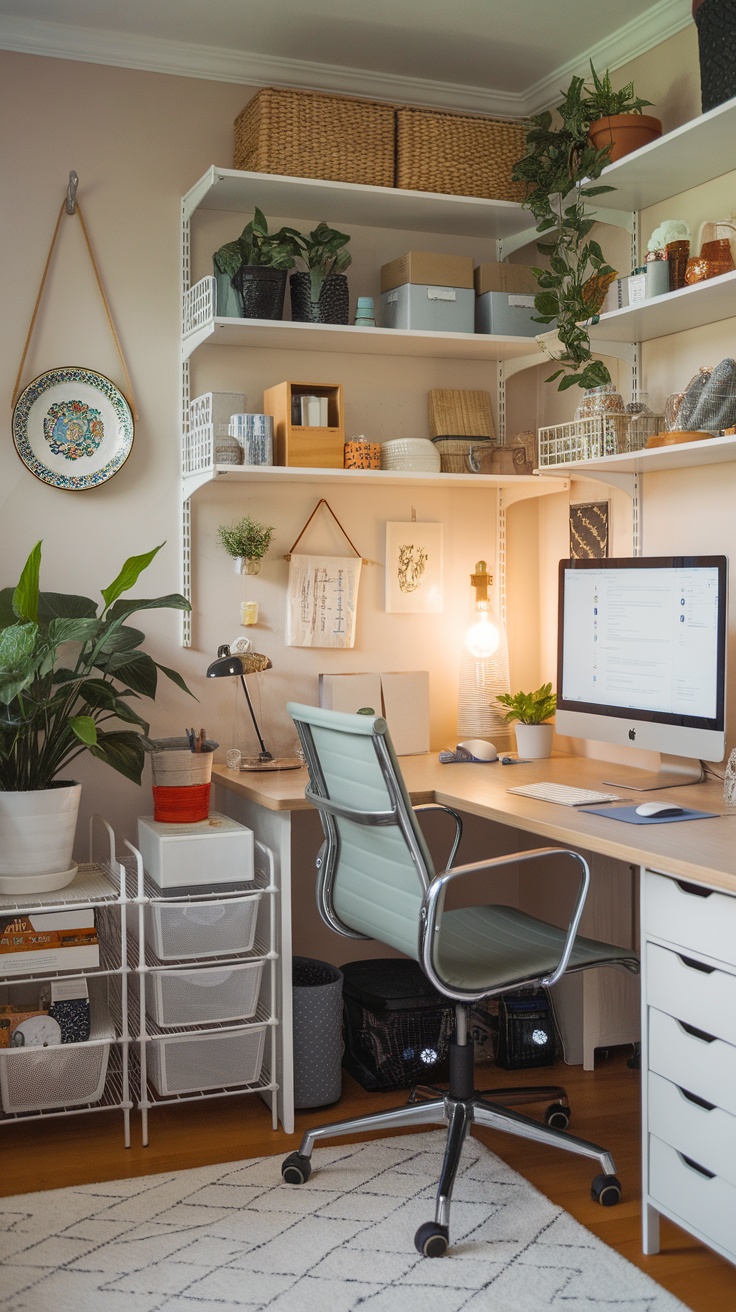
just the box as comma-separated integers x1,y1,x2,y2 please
0,981,114,1113
147,1023,267,1094
137,813,254,888
145,959,265,1028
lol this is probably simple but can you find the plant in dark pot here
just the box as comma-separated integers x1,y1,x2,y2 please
220,207,302,320
290,221,352,324
0,542,193,894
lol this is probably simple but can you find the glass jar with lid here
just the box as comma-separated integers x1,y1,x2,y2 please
575,383,626,420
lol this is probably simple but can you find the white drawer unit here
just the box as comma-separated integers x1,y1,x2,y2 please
145,959,264,1028
0,982,114,1114
145,888,261,961
642,867,736,1266
147,1023,267,1095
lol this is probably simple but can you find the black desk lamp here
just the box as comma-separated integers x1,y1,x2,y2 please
206,644,301,772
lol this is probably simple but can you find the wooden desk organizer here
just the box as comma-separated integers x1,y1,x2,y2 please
263,382,344,468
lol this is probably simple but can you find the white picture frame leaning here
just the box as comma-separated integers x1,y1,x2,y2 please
385,522,443,613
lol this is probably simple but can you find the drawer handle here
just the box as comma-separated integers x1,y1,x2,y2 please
675,880,713,898
678,954,716,975
679,1020,716,1044
678,1152,716,1180
679,1086,717,1112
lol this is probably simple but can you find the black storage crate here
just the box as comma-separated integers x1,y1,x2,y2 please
341,958,454,1091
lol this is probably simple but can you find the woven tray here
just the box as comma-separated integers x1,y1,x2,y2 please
429,389,495,440
396,107,529,200
234,87,396,187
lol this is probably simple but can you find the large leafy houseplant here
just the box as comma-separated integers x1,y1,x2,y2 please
511,68,620,392
0,542,192,792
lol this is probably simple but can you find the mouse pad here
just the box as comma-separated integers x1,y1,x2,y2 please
581,806,720,824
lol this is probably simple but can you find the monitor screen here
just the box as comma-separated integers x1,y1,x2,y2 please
556,555,727,778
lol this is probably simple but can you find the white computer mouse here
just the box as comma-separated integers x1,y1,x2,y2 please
635,801,685,817
457,739,498,762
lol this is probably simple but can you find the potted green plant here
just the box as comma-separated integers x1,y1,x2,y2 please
584,64,661,164
495,682,557,759
213,207,302,320
290,221,352,324
217,515,275,574
512,73,618,392
0,542,192,893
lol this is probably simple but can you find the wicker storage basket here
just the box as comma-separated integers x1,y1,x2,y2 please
432,437,495,473
396,107,529,199
429,389,495,440
234,87,396,187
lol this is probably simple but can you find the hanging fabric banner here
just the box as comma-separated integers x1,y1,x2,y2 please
286,554,362,648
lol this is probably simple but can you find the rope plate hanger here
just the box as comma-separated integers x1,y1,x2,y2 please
11,172,138,492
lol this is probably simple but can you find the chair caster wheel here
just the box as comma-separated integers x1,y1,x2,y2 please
544,1102,571,1130
414,1221,449,1257
282,1151,311,1185
591,1173,621,1206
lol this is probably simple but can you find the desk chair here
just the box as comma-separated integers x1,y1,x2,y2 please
281,703,639,1256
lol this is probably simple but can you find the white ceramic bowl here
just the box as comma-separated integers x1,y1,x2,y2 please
380,439,441,472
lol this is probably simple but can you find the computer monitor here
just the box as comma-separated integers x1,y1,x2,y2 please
556,555,728,790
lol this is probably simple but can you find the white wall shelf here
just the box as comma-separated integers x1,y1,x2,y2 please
184,463,567,501
589,269,736,345
539,432,736,479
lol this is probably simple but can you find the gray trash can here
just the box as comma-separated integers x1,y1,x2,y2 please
292,956,343,1109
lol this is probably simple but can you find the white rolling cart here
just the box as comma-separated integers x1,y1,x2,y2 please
126,837,279,1145
0,815,132,1145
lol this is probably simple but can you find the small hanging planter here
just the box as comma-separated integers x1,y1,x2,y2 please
290,272,350,324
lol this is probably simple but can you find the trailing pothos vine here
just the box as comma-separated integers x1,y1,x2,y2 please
512,74,618,392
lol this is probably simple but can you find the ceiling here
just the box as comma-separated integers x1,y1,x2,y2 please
0,0,692,115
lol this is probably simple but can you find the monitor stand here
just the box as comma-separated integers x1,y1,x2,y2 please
602,754,705,792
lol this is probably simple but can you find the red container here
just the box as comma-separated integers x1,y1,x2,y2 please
152,783,211,823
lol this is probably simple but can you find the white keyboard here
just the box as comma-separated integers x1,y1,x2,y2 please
506,782,622,807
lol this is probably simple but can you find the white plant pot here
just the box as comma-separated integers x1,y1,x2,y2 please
0,782,81,893
514,723,554,760
233,557,261,575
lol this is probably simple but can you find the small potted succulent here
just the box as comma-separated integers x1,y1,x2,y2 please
584,63,662,164
213,208,302,320
495,682,557,759
217,515,275,575
290,221,352,324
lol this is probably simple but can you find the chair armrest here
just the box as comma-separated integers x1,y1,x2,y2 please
420,846,590,994
413,803,463,869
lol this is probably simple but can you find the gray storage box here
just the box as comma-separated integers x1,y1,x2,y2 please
475,290,539,336
380,283,475,333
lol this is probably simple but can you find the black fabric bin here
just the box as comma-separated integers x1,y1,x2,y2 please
341,958,454,1091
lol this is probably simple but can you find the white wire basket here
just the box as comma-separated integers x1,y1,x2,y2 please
182,275,215,337
145,960,265,1029
0,982,114,1113
145,889,261,961
147,1024,267,1095
537,413,663,466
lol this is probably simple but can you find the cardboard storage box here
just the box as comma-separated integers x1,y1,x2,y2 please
137,814,254,889
474,263,540,337
380,284,475,333
381,252,474,295
0,908,99,975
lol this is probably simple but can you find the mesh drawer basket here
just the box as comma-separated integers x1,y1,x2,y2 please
234,87,396,187
147,1024,267,1095
0,985,113,1113
145,960,265,1028
145,889,261,961
396,107,529,200
537,413,663,466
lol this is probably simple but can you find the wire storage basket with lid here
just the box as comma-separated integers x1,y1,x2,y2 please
538,413,664,465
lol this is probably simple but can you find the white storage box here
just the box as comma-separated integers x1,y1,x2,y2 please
379,284,475,333
137,814,254,888
0,984,113,1113
147,1024,267,1094
145,960,264,1028
475,290,539,336
145,888,261,961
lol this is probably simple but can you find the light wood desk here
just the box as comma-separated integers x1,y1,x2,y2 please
213,753,736,1265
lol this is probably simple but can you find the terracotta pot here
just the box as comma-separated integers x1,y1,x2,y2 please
588,114,662,164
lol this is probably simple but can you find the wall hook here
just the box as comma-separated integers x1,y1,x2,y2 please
66,170,79,215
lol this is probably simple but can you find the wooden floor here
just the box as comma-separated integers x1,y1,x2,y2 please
2,1049,734,1310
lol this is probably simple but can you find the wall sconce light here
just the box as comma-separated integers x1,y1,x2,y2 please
206,643,301,772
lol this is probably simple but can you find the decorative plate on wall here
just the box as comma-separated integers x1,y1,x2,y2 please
12,367,134,490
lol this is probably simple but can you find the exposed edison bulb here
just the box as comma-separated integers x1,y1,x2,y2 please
465,604,501,658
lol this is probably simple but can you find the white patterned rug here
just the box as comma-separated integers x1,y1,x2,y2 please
0,1131,689,1312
